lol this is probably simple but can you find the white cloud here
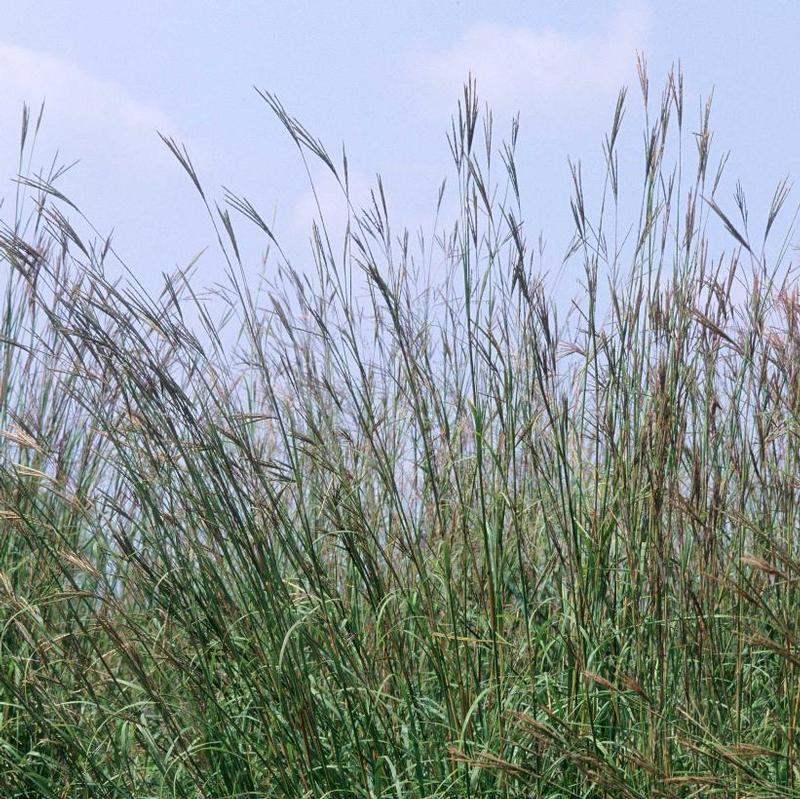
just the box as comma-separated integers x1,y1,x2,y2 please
0,42,175,141
0,42,182,206
0,43,197,283
411,1,650,117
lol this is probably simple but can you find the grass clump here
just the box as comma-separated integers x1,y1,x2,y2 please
1,64,800,797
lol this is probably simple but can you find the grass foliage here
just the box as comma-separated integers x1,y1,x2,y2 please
2,65,800,797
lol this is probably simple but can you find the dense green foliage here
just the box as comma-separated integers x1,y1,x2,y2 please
1,66,800,797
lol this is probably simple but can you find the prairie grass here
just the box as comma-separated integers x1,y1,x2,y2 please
1,65,800,797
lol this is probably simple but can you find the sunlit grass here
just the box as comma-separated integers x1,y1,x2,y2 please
1,64,799,797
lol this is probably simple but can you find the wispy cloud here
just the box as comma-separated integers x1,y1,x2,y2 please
0,43,196,281
410,1,649,117
0,42,181,188
0,42,174,136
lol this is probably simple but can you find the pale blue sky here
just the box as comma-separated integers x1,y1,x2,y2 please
1,2,798,291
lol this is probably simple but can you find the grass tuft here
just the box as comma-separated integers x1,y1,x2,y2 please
1,68,800,797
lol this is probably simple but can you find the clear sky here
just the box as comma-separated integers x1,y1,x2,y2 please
1,2,798,293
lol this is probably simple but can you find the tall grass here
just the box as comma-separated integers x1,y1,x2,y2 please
1,64,800,797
